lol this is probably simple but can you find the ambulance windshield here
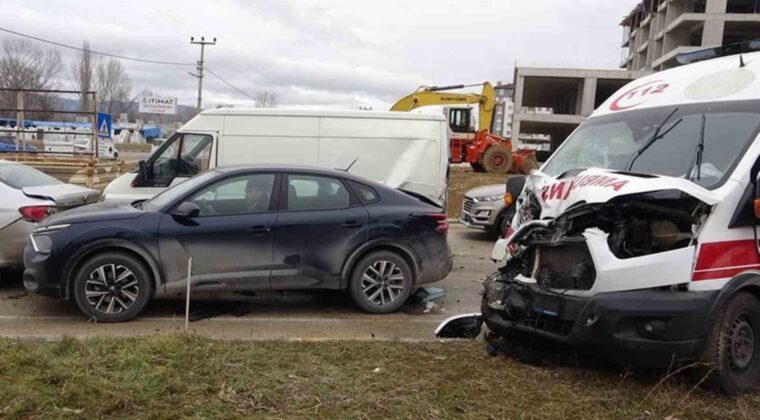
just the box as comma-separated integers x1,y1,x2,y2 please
541,101,760,189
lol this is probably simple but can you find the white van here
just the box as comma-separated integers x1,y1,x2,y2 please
438,41,760,395
103,109,449,206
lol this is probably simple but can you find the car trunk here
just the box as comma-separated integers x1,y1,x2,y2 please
22,184,100,208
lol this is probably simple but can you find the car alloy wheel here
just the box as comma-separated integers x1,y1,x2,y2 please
85,264,141,315
361,260,405,306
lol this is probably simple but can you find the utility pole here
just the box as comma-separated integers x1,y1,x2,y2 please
189,36,216,110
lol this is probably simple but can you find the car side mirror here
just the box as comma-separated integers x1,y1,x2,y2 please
172,201,200,219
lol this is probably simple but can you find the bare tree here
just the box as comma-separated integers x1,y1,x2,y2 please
0,38,62,119
70,42,95,113
96,58,131,115
254,91,278,108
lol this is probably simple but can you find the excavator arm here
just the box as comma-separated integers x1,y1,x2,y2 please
390,82,497,132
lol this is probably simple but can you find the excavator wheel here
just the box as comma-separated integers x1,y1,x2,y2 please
482,145,512,174
470,162,486,172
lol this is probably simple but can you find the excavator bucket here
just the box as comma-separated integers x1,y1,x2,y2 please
511,149,539,174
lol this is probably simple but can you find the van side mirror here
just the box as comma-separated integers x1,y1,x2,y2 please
172,201,200,219
134,160,148,187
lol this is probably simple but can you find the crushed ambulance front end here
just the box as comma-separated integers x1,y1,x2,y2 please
481,168,721,366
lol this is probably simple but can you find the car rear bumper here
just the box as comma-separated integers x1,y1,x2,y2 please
482,274,718,367
0,219,35,269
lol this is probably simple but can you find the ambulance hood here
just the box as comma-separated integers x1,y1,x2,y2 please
524,167,719,219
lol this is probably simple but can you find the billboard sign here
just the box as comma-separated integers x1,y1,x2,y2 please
139,96,178,115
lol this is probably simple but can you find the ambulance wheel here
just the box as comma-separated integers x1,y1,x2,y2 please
470,162,485,172
701,291,760,395
482,146,512,174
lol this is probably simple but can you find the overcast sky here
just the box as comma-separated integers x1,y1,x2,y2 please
1,0,640,109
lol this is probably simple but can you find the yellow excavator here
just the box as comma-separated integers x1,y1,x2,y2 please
391,82,536,174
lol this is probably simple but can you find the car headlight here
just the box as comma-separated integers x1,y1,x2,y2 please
31,224,70,254
476,195,504,202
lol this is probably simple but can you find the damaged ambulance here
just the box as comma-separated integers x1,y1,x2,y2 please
438,41,760,395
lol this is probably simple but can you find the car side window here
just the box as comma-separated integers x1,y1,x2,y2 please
348,180,379,204
190,173,275,216
287,174,350,211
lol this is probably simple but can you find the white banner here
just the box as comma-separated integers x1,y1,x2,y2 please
139,96,177,115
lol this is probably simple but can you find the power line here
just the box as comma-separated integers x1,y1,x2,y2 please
0,25,262,104
0,26,194,66
203,66,256,102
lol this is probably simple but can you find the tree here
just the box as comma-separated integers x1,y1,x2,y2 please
254,91,278,108
70,42,95,113
96,58,131,115
0,38,62,119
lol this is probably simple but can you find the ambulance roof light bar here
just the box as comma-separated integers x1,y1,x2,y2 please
676,39,760,65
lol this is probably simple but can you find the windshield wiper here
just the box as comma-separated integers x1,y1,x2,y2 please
687,115,707,181
626,107,681,171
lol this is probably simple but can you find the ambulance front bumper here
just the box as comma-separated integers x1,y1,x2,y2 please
482,276,718,367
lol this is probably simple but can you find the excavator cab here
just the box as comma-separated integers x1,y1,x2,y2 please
446,107,475,134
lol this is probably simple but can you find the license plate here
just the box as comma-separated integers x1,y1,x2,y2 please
533,295,560,317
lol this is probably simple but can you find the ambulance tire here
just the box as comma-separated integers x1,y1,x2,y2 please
701,291,760,396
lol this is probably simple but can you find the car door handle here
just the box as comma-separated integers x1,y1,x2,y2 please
341,220,363,229
247,225,271,234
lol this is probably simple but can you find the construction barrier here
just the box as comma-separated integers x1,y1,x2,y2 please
2,153,137,190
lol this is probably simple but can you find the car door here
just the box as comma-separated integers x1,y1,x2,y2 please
271,173,369,289
158,172,279,292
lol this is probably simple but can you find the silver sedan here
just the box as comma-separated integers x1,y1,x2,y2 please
0,160,99,270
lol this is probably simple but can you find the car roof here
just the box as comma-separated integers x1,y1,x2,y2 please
200,107,446,121
212,164,381,185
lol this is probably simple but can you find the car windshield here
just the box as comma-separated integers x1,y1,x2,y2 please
541,100,760,189
141,170,219,211
0,162,62,189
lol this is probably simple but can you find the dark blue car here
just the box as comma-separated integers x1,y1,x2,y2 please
23,165,453,322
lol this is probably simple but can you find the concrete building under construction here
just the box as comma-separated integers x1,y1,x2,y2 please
621,0,760,71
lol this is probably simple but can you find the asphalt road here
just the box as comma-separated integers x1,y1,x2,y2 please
0,224,499,341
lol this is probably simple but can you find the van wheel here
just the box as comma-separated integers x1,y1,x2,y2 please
72,252,152,323
349,251,412,314
470,162,485,172
700,291,760,395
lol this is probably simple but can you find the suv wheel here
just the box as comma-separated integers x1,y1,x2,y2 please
701,291,760,395
72,252,152,322
349,251,412,314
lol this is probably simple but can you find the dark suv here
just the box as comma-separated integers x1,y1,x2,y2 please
23,166,453,322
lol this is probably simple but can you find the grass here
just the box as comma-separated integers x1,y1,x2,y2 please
0,335,758,419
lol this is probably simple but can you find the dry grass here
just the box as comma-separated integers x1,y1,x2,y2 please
446,165,508,218
0,335,758,419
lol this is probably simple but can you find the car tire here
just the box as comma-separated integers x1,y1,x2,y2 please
72,252,152,323
498,212,513,237
700,291,760,395
349,251,413,314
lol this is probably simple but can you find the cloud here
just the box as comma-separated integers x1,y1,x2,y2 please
1,0,641,109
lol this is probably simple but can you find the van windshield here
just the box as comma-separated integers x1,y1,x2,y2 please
541,101,760,189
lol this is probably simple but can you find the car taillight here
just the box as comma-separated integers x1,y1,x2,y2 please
19,206,51,223
427,213,449,235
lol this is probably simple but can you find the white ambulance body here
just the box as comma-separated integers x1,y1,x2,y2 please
440,43,760,395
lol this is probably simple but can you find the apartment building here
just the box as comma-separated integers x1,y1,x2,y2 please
621,0,760,71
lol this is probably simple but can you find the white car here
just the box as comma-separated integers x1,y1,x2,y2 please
0,160,99,271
